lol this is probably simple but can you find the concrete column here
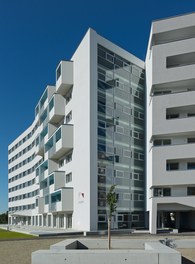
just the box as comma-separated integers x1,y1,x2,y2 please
51,214,53,228
157,212,160,228
161,212,165,228
175,212,180,229
64,215,67,229
56,214,60,228
149,201,157,234
53,214,56,228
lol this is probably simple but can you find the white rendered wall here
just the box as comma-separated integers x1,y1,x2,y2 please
146,13,195,234
70,29,95,231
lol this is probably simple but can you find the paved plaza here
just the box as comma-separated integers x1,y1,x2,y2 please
1,225,195,264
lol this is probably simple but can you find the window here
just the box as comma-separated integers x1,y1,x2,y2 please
163,188,171,196
132,215,139,222
106,53,114,63
98,215,106,222
45,195,49,204
66,111,72,123
51,191,61,203
153,188,171,197
49,97,54,111
56,64,61,80
187,162,195,170
49,175,54,186
98,167,106,175
188,113,195,117
98,175,106,183
65,91,72,104
187,187,195,196
188,138,195,143
154,139,171,146
55,128,61,142
66,152,72,163
166,162,179,171
66,214,72,228
59,159,64,168
66,172,72,183
166,114,179,119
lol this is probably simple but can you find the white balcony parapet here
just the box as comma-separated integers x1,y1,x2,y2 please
50,188,73,212
38,197,44,214
48,94,65,124
53,171,66,190
56,61,73,96
46,124,73,160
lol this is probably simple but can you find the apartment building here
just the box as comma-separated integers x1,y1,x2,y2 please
8,29,145,231
146,12,195,234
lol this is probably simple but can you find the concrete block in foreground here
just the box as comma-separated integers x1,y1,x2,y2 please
32,239,181,264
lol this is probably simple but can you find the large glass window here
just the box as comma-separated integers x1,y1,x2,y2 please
97,45,145,230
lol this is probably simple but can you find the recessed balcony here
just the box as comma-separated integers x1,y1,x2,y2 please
48,94,65,124
56,61,73,96
152,38,195,86
152,90,195,136
152,144,195,186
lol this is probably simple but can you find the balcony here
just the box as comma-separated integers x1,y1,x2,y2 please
51,171,66,190
152,38,195,86
35,136,44,156
46,125,73,160
56,61,73,96
50,188,73,212
35,86,55,119
151,144,195,186
40,171,66,192
48,94,65,124
152,90,195,136
36,160,48,182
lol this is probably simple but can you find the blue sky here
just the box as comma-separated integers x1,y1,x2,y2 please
1,0,195,213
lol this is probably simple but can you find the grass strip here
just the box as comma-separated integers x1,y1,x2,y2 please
0,228,35,240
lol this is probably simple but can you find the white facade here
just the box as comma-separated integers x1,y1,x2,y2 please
9,13,195,233
146,13,195,234
8,29,145,231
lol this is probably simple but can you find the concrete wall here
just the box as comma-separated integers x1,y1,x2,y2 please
32,239,181,264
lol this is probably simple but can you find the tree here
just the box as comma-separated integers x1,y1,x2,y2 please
106,184,118,249
0,211,8,224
